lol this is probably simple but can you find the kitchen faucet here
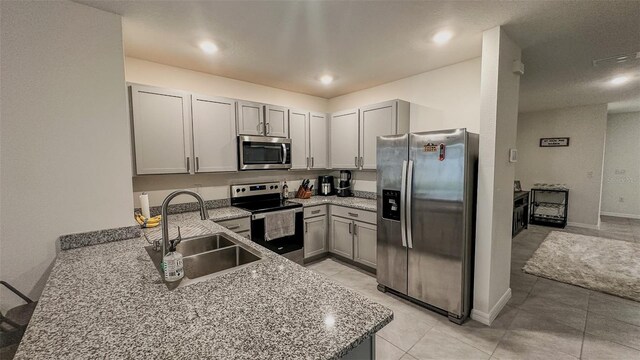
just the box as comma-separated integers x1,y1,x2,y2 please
158,190,209,255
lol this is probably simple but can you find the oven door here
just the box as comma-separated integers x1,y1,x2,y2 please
250,208,303,254
239,136,291,170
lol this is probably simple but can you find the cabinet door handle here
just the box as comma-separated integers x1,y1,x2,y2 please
195,157,200,171
306,157,309,168
349,222,352,234
186,157,190,172
359,157,363,168
226,225,240,230
311,157,314,167
355,156,358,167
354,223,358,235
348,212,359,218
311,210,321,214
266,122,271,134
257,122,262,132
305,222,308,233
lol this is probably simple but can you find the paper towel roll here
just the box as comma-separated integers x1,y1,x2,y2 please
140,193,151,218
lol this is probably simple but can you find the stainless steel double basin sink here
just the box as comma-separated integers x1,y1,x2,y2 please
145,232,263,290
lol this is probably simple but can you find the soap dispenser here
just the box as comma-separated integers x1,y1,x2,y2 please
163,227,184,282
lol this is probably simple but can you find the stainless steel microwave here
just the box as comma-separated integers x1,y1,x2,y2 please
238,136,291,170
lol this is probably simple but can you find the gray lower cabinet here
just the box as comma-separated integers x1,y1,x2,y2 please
217,217,251,235
330,216,354,259
353,221,377,268
304,215,327,258
329,208,377,268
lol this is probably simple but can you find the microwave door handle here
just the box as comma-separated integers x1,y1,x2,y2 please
281,143,287,165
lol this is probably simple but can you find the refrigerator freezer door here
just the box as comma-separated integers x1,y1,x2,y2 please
376,134,409,294
407,129,468,316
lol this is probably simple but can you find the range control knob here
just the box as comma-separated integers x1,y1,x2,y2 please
275,185,278,189
241,188,246,192
236,188,240,193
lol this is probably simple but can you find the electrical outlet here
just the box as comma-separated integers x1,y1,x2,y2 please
619,197,625,203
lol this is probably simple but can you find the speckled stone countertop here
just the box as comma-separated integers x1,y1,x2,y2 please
15,216,392,359
163,206,252,223
288,196,377,212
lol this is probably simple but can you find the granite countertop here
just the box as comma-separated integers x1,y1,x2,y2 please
288,196,376,212
164,206,252,223
15,216,392,359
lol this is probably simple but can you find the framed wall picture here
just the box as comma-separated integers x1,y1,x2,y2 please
540,137,570,147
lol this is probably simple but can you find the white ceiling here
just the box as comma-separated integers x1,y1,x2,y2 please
77,1,640,112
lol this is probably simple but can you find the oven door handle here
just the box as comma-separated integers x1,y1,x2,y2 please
251,207,302,220
281,143,287,165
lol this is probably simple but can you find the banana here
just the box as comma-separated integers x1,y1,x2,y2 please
134,213,162,228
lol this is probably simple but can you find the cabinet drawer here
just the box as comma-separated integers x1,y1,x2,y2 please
304,205,327,218
217,217,250,232
331,206,376,224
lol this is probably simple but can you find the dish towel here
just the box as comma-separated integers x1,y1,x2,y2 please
264,210,296,241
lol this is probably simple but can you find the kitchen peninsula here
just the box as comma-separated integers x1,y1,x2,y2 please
13,215,392,359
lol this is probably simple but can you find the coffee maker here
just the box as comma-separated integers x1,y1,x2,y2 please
317,175,335,196
337,170,353,197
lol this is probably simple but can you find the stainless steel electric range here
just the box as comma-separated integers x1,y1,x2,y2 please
230,182,304,264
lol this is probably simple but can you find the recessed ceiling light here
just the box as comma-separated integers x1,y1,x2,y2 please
199,41,218,54
433,30,453,44
320,74,334,85
610,76,629,85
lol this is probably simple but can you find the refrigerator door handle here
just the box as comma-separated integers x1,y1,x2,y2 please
406,159,414,249
400,160,408,248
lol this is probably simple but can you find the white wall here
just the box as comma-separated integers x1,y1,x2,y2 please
0,1,135,310
472,27,522,325
516,104,608,227
601,112,640,218
328,58,482,133
126,57,328,113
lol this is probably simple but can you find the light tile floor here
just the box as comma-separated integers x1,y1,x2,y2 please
306,216,640,360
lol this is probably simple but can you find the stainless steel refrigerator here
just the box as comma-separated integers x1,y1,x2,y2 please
376,128,478,324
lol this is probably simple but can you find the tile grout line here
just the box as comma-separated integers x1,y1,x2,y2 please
579,291,591,359
490,306,522,359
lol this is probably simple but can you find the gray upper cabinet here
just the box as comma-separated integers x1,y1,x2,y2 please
359,100,399,170
289,110,309,169
265,105,289,138
330,100,410,170
237,100,264,136
192,95,237,173
309,112,328,169
330,109,359,169
130,85,192,175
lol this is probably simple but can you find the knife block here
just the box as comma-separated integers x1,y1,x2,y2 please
296,186,312,199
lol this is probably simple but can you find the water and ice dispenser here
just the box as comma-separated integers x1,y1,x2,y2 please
382,189,401,221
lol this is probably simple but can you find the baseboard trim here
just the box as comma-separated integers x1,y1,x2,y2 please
471,288,512,326
566,222,600,230
601,211,640,220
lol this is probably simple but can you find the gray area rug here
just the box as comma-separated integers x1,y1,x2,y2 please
524,231,640,302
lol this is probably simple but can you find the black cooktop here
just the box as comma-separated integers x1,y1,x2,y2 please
233,199,302,214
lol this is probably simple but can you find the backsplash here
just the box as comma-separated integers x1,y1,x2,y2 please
132,170,377,209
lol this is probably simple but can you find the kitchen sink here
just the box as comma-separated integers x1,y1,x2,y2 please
174,233,236,257
144,232,263,290
183,245,261,279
